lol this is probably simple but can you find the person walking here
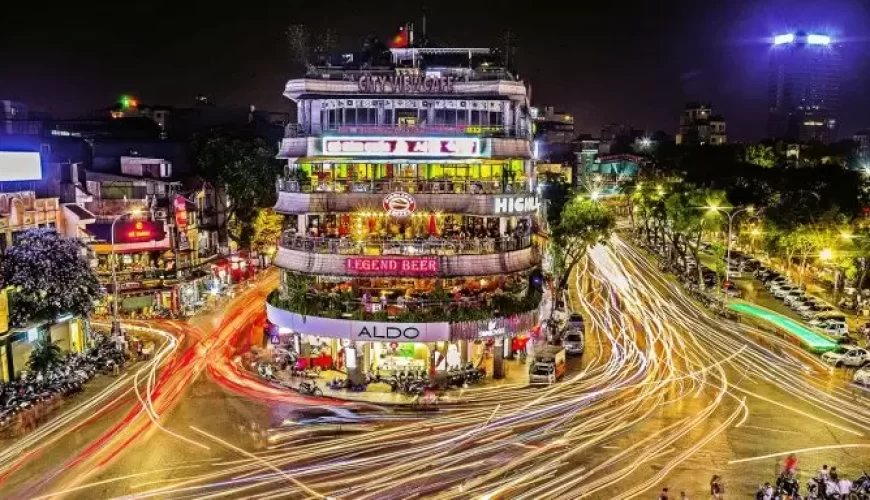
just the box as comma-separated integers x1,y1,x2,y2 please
710,475,723,499
658,487,670,500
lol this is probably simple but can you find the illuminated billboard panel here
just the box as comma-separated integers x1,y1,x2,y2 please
321,137,482,158
0,152,42,181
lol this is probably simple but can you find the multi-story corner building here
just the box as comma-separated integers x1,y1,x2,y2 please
676,103,727,145
266,40,544,381
768,31,841,143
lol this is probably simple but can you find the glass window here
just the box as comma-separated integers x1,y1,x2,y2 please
383,109,393,126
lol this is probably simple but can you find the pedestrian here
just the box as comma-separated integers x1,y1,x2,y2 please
658,487,670,500
710,475,723,499
680,491,690,500
818,464,830,482
783,453,798,475
830,466,839,482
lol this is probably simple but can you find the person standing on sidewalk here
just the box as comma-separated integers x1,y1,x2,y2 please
710,475,723,499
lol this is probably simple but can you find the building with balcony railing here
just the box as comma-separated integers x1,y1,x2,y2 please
268,34,543,380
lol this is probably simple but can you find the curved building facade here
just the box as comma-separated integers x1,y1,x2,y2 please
268,45,543,379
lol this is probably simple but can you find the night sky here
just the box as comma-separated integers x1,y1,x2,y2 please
2,0,870,140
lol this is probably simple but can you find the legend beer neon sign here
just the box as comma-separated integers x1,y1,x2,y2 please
345,257,439,276
322,137,481,157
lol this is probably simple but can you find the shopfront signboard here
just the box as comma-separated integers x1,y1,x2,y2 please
266,303,450,343
493,195,540,215
173,196,189,229
345,256,438,276
113,220,166,244
322,137,481,158
357,74,456,94
383,192,416,217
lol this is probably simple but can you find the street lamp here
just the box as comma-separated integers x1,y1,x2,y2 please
590,190,602,201
819,248,834,261
706,205,755,284
110,209,142,336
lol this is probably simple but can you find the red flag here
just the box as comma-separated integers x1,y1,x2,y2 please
390,27,409,48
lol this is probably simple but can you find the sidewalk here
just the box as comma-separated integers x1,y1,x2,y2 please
269,357,532,406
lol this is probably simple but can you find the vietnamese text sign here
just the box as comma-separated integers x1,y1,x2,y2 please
114,220,166,244
322,137,481,157
345,257,438,276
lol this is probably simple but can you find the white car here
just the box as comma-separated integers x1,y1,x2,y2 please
783,290,805,307
822,346,869,367
774,285,799,299
854,367,870,386
801,304,835,320
796,298,820,313
789,295,812,310
727,267,744,279
766,278,789,290
769,281,794,294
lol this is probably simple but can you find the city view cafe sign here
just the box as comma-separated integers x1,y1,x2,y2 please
358,74,456,94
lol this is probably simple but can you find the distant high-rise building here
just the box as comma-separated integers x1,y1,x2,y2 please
767,31,841,143
676,103,726,146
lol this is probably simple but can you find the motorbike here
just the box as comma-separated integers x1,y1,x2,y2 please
297,380,323,397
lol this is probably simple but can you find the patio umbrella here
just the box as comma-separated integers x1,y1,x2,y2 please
428,213,438,236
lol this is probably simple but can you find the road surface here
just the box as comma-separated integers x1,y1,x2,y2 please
1,240,869,499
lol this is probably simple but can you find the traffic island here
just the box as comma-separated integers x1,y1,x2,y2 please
727,301,839,354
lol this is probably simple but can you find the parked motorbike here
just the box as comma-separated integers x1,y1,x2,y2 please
297,380,323,397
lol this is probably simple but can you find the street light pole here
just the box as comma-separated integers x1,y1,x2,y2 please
708,206,753,286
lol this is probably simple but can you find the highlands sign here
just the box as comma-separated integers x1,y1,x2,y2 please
358,74,456,94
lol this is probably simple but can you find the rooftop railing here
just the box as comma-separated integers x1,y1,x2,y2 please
276,178,530,195
285,123,530,139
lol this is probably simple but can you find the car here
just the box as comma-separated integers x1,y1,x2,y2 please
767,278,791,291
801,304,835,319
774,285,799,299
722,285,742,298
742,259,761,271
816,321,849,338
854,367,870,386
810,312,847,325
789,295,812,310
268,406,396,443
821,346,869,367
562,329,585,355
796,298,820,313
567,313,585,330
726,266,744,278
783,290,806,307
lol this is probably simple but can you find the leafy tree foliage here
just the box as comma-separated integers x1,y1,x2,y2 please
745,144,776,168
191,128,283,249
0,229,101,327
551,197,616,292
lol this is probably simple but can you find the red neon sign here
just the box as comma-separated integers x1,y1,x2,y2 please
345,257,439,276
114,220,165,244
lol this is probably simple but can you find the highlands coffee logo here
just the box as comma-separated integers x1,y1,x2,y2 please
356,326,421,340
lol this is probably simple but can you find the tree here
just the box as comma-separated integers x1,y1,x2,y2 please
551,197,616,293
0,229,101,327
27,339,63,373
745,144,776,168
248,209,284,255
287,24,310,68
191,128,283,249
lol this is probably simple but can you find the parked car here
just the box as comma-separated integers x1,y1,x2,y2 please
810,312,847,326
854,367,870,386
562,329,585,356
766,277,790,291
816,321,849,338
774,285,800,299
821,346,869,367
789,295,812,310
801,304,835,320
783,290,806,307
796,298,820,313
726,266,744,278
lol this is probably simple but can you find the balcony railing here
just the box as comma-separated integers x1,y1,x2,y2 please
285,123,530,139
281,234,532,256
276,178,530,195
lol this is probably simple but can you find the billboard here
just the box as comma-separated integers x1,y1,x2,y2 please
113,220,166,244
0,152,42,181
322,137,482,157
